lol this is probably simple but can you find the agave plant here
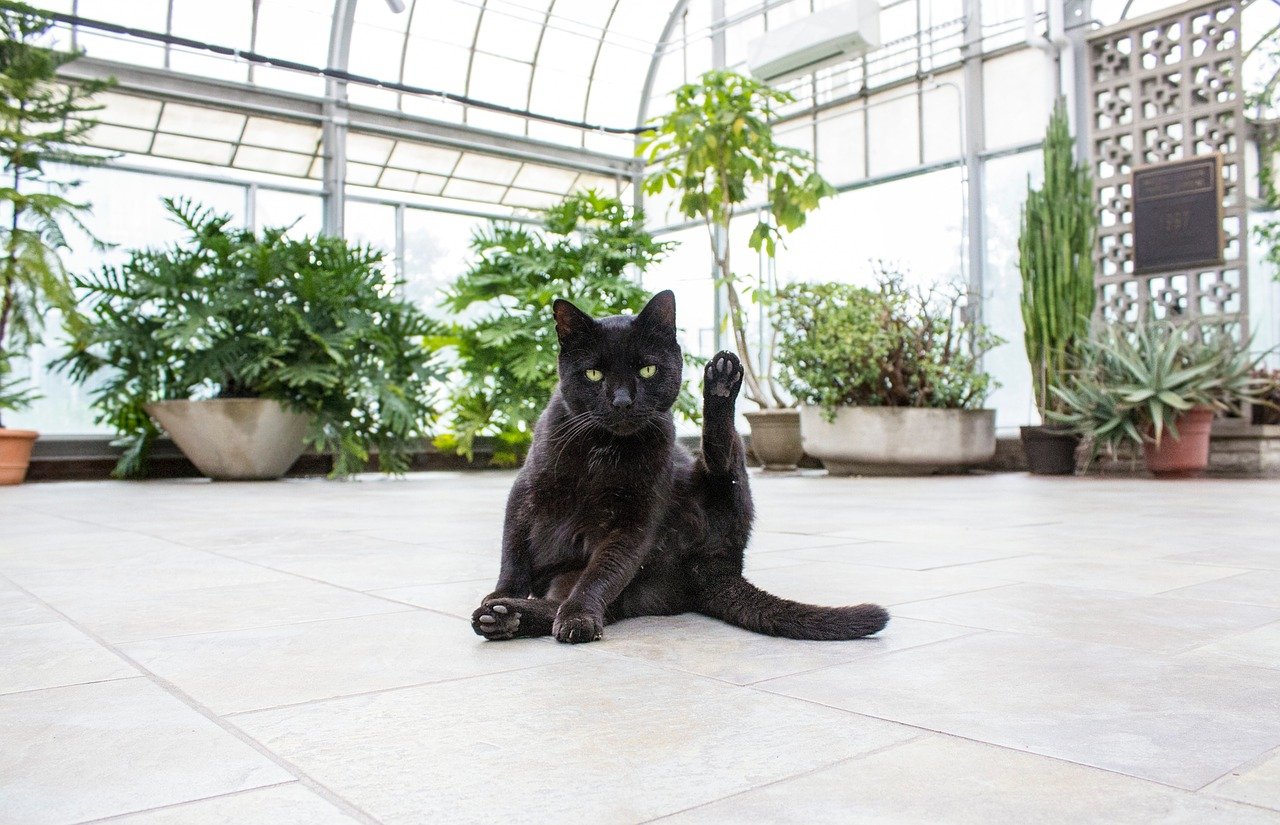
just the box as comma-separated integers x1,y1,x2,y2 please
1049,320,1266,453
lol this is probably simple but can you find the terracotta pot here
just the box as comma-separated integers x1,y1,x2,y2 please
1143,407,1215,479
744,408,803,471
1020,425,1081,476
145,398,309,481
0,428,38,486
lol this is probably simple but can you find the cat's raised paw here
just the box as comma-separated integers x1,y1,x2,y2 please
553,609,604,644
704,351,744,399
472,599,522,640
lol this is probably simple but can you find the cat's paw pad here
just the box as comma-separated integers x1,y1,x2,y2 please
552,609,603,644
704,351,744,399
472,600,522,640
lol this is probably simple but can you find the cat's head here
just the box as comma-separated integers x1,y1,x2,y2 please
552,290,682,436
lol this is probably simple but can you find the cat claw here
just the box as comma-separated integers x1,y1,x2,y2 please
553,610,604,644
704,351,744,399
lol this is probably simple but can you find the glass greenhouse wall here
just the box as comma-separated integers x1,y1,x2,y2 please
7,0,1280,440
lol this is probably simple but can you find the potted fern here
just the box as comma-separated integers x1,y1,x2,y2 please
1017,100,1097,475
60,199,440,479
0,2,110,484
640,70,836,471
1050,321,1266,478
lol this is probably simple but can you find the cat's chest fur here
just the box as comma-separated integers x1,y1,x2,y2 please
524,425,673,565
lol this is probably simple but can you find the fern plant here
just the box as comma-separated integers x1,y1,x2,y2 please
435,190,696,465
58,198,441,477
1018,99,1097,420
0,1,112,426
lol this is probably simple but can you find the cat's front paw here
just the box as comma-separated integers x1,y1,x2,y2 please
553,606,603,644
704,351,744,399
472,599,522,640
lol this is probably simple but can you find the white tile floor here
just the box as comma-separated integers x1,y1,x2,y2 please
2,471,1279,824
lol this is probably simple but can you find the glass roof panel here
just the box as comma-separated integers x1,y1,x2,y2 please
475,10,544,64
253,0,330,67
409,0,482,47
468,53,534,110
84,125,154,155
151,133,236,166
240,119,322,154
158,104,246,143
453,154,523,185
233,146,315,177
95,93,163,131
387,143,461,176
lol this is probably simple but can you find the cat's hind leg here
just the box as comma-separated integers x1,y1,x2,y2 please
471,597,558,641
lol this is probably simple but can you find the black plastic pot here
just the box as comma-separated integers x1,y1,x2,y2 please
1020,425,1080,476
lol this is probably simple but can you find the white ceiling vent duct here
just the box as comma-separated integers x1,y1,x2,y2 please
746,0,882,85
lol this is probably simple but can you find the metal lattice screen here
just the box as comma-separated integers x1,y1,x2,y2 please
1086,0,1247,331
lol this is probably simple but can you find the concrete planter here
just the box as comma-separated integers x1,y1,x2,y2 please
145,399,309,481
799,405,996,476
0,428,38,486
743,408,803,471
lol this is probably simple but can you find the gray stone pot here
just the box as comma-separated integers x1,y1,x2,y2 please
743,408,803,471
145,399,310,481
799,405,996,476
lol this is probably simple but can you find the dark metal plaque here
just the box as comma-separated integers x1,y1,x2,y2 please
1131,155,1224,275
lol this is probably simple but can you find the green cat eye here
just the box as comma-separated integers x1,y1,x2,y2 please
639,365,657,378
585,369,603,382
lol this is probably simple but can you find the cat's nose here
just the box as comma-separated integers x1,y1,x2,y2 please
611,387,633,409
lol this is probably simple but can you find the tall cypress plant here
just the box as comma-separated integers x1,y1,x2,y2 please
0,1,111,426
1018,99,1097,420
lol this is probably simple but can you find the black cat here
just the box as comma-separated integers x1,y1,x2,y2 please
471,290,888,644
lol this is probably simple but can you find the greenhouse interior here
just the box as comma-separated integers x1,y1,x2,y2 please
4,0,1280,822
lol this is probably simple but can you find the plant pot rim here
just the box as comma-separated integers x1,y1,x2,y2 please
800,404,995,414
0,427,39,438
744,408,799,417
146,397,275,408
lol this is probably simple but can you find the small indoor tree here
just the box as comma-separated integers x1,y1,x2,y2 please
1017,99,1097,473
0,2,109,428
640,70,835,409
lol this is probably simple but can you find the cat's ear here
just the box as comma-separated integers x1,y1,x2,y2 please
637,289,676,331
553,298,595,341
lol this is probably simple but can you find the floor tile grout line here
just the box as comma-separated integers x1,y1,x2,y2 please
740,686,1255,797
71,780,303,824
0,674,139,700
746,630,995,690
2,577,388,825
105,607,427,646
1193,742,1280,796
138,533,497,620
634,734,932,824
221,660,566,719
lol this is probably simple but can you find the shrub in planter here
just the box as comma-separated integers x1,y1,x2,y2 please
434,190,698,466
1049,321,1267,478
773,271,1002,475
59,198,441,479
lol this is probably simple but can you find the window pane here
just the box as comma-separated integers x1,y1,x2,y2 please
8,167,246,435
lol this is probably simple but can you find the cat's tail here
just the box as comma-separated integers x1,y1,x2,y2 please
696,573,889,640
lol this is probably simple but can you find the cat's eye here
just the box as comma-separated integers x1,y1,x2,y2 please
639,365,657,378
585,369,603,382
